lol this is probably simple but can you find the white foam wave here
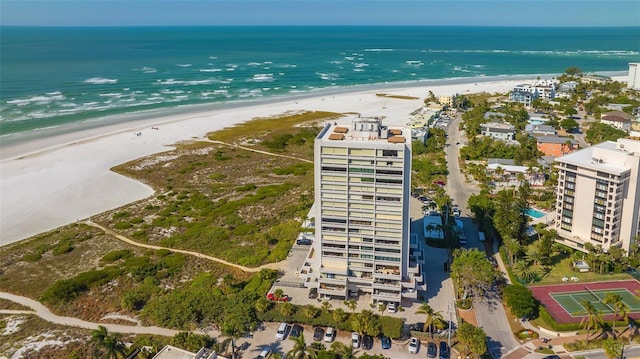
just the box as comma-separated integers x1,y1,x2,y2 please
344,56,355,61
248,73,275,82
6,93,66,106
84,77,118,84
176,64,192,67
200,68,223,72
405,60,423,66
354,63,369,68
317,72,340,80
353,69,365,72
156,78,225,86
364,48,394,52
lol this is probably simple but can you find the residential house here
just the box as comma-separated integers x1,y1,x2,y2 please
510,85,539,107
556,81,579,99
601,111,635,132
480,122,516,141
153,345,228,359
526,124,557,136
536,135,579,157
483,111,507,121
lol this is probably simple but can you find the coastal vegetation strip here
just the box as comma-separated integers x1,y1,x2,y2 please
375,93,419,100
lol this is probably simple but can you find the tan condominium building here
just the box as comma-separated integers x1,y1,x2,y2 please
554,138,640,255
311,117,420,305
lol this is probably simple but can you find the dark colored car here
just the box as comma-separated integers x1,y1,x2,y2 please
290,324,302,338
296,238,312,245
439,341,449,359
362,335,373,350
427,342,437,358
308,287,318,299
313,327,324,341
380,336,391,350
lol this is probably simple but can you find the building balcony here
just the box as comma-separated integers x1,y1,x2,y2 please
320,265,348,275
319,285,347,297
372,290,401,302
373,271,401,281
401,288,418,299
372,280,401,290
319,277,347,286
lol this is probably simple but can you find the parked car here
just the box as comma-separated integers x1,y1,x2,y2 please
313,327,324,341
290,324,302,338
275,323,288,341
408,337,419,354
380,336,391,349
426,342,437,358
324,327,336,343
267,293,289,302
257,349,272,359
308,287,318,299
296,238,312,245
439,341,449,359
351,332,361,349
362,335,373,350
387,302,397,313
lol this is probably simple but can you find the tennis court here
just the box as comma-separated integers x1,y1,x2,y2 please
530,280,640,323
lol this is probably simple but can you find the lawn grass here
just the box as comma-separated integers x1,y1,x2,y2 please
532,253,632,286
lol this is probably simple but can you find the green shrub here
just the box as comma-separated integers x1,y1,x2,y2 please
155,249,171,257
52,242,74,256
113,211,130,220
273,163,313,176
40,279,87,304
101,249,132,262
114,222,133,230
22,253,43,262
236,183,257,192
538,306,582,331
130,217,144,224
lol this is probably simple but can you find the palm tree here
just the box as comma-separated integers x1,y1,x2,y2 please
90,326,126,359
273,288,285,302
351,309,379,337
377,302,386,317
603,292,630,338
304,305,319,319
286,334,316,359
221,320,244,359
255,297,271,314
332,308,347,323
321,301,332,313
578,300,604,344
503,236,520,265
602,337,624,359
512,260,538,284
280,302,294,317
343,299,357,314
415,303,444,338
330,341,357,359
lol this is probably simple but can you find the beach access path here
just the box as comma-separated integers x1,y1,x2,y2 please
1,79,528,247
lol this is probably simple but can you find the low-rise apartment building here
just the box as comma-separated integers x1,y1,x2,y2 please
480,122,517,141
536,135,579,157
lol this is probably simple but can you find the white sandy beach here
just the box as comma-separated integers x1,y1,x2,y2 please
0,78,559,245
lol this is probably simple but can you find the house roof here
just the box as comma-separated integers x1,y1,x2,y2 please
602,111,635,121
602,116,631,123
536,136,578,145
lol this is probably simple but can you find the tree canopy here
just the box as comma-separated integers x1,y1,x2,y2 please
450,248,496,299
585,122,627,145
502,284,536,318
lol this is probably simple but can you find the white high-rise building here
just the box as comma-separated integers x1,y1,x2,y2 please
628,63,640,90
310,117,420,305
554,138,640,255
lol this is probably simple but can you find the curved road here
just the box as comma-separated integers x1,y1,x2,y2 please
443,114,520,358
0,292,179,337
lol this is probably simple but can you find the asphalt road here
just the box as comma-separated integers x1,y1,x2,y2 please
443,113,520,358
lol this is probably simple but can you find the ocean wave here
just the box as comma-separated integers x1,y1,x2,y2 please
84,77,118,84
353,69,365,72
247,73,275,82
200,68,223,72
237,88,263,98
155,78,226,86
99,92,124,98
423,49,640,57
6,93,66,106
176,64,192,67
344,56,355,61
364,48,394,52
317,72,340,80
354,63,369,68
134,66,157,73
405,60,423,66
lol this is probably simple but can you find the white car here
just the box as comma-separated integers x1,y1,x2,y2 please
257,349,272,359
275,323,288,341
408,337,419,354
324,327,336,343
351,332,361,349
387,302,397,313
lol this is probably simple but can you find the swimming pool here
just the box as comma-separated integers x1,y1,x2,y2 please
525,208,545,219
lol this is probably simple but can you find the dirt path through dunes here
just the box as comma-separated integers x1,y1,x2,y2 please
83,220,284,273
0,292,179,336
205,139,313,163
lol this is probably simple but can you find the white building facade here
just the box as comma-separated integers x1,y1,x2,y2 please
312,118,420,304
628,63,640,90
554,139,640,255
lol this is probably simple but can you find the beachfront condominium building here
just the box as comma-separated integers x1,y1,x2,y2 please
554,138,640,255
312,117,420,305
629,63,640,90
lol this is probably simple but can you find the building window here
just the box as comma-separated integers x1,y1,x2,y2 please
382,150,398,157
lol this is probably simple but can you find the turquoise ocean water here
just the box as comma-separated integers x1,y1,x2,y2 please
1,26,639,144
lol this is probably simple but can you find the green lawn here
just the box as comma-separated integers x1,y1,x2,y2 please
534,254,632,285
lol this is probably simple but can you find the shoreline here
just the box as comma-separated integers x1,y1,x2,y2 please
0,71,627,158
0,73,627,246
